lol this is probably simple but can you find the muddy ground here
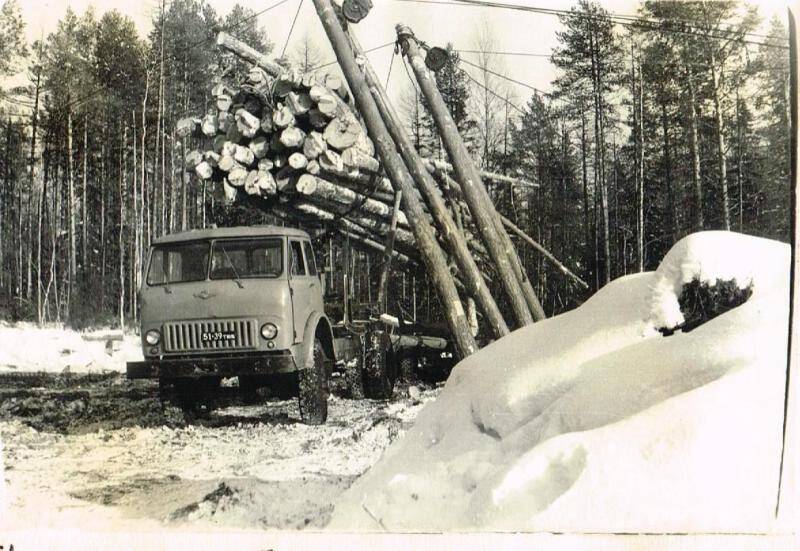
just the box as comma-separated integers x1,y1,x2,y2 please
0,372,439,532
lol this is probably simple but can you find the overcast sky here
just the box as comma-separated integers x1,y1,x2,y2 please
14,0,795,108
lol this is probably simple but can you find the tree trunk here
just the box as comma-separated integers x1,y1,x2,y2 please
66,110,76,317
580,110,592,288
82,115,88,276
686,62,704,231
661,99,677,243
709,50,730,230
119,125,127,331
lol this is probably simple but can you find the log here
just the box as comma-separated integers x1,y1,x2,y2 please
212,135,227,154
221,141,238,158
294,200,415,247
288,152,309,170
323,118,362,150
256,170,277,195
222,178,238,202
318,149,344,172
274,166,295,191
228,165,249,187
216,94,233,112
341,231,412,265
275,68,302,97
235,108,260,138
177,117,198,138
295,174,409,226
201,113,218,137
325,73,349,100
260,114,275,134
342,146,380,172
286,91,314,116
280,126,306,149
244,170,261,195
185,149,203,169
216,32,284,77
315,92,341,118
313,0,477,357
249,136,269,159
302,72,318,88
303,131,327,160
258,158,274,172
398,24,541,326
349,28,510,338
218,155,239,173
218,111,233,133
307,160,321,175
233,144,255,166
247,67,269,86
195,161,213,180
204,151,221,168
211,83,227,98
273,104,295,129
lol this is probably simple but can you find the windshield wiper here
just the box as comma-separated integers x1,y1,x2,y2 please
220,244,244,289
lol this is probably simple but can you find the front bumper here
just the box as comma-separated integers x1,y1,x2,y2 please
127,352,297,379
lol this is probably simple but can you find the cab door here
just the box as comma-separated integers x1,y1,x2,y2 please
289,238,314,344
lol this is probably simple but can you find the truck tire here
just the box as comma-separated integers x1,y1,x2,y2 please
298,338,328,425
363,330,394,399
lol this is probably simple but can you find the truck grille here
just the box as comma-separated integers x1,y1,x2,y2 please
163,319,257,353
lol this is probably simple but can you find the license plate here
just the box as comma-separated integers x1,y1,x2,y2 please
201,330,237,343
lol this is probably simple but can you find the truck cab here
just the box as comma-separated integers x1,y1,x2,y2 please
127,225,336,424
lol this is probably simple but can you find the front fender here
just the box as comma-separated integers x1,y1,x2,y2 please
299,311,335,369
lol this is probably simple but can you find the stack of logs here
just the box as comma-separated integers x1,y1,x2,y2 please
178,64,388,210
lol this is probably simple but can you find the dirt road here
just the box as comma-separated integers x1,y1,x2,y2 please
0,372,438,531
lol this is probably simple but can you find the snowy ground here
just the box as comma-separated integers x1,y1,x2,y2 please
331,232,794,533
0,322,142,374
0,361,438,531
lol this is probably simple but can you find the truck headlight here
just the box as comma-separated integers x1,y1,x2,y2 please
145,329,161,345
260,323,278,340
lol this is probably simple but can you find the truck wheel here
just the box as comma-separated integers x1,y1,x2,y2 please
363,330,393,400
298,338,328,425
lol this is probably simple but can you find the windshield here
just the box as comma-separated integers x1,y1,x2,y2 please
147,241,210,285
210,238,284,280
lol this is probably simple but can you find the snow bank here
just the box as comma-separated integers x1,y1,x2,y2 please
0,322,142,374
329,231,790,532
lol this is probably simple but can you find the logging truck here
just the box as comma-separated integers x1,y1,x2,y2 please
126,225,402,425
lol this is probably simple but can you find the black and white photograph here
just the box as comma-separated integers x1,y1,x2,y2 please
0,0,798,548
